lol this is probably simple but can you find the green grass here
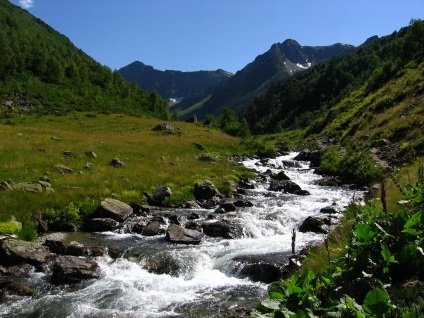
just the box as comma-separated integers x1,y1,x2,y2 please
0,112,252,236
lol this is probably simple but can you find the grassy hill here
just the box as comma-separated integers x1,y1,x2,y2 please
0,0,168,118
0,112,252,239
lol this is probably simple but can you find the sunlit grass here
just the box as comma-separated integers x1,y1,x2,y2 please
0,112,251,228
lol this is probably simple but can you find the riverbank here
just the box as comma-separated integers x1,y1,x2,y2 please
0,153,361,317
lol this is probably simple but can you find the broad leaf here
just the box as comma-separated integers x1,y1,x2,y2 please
260,298,281,311
355,224,376,244
381,245,397,263
363,288,392,315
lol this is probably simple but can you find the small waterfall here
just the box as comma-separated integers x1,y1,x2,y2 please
0,153,361,318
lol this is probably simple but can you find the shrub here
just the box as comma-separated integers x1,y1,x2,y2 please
43,201,92,228
0,219,22,234
320,145,383,185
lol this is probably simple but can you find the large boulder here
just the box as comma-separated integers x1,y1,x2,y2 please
91,198,133,222
271,171,291,181
51,255,101,284
293,150,321,167
218,201,236,212
85,218,119,232
143,253,181,276
142,221,161,236
233,259,283,283
202,220,243,239
268,180,310,195
152,185,172,206
269,180,302,194
193,180,222,200
165,224,204,245
298,216,328,234
320,204,342,214
0,239,51,266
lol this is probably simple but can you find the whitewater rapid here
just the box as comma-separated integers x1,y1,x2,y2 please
0,153,360,317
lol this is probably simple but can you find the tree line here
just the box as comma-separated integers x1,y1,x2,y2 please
0,0,169,118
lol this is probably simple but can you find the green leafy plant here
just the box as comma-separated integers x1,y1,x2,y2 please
252,167,424,317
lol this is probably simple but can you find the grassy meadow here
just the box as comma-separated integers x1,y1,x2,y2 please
0,112,253,237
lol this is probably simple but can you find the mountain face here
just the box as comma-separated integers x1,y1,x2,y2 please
181,39,355,120
118,62,232,100
243,21,424,158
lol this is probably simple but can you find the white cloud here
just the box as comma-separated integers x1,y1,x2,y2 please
19,0,34,9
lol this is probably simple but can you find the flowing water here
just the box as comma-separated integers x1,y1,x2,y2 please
0,153,360,318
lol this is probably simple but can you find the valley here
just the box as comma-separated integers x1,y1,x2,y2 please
0,0,423,316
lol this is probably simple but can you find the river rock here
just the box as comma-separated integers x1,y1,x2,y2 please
188,212,200,220
238,179,256,189
0,239,51,266
66,241,87,256
294,189,311,196
142,221,161,236
234,199,254,208
193,180,222,200
316,176,342,186
44,238,67,254
168,214,181,225
89,246,109,257
4,264,35,277
202,220,243,239
271,171,291,181
320,203,342,214
233,259,283,283
218,201,236,212
293,150,321,167
165,224,204,245
51,255,101,284
0,281,34,298
269,180,302,194
182,201,201,209
185,221,202,231
85,218,119,232
298,216,328,234
132,221,144,234
91,198,133,222
199,196,222,209
144,253,181,276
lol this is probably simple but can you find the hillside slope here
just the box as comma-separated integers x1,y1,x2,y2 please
0,0,168,118
119,61,232,101
182,40,355,120
245,20,424,166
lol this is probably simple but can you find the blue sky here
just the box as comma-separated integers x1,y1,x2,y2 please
11,0,424,73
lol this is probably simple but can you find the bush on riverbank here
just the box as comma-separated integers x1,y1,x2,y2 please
251,166,424,317
319,145,384,186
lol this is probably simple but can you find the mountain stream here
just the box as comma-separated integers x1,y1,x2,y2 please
0,153,361,317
